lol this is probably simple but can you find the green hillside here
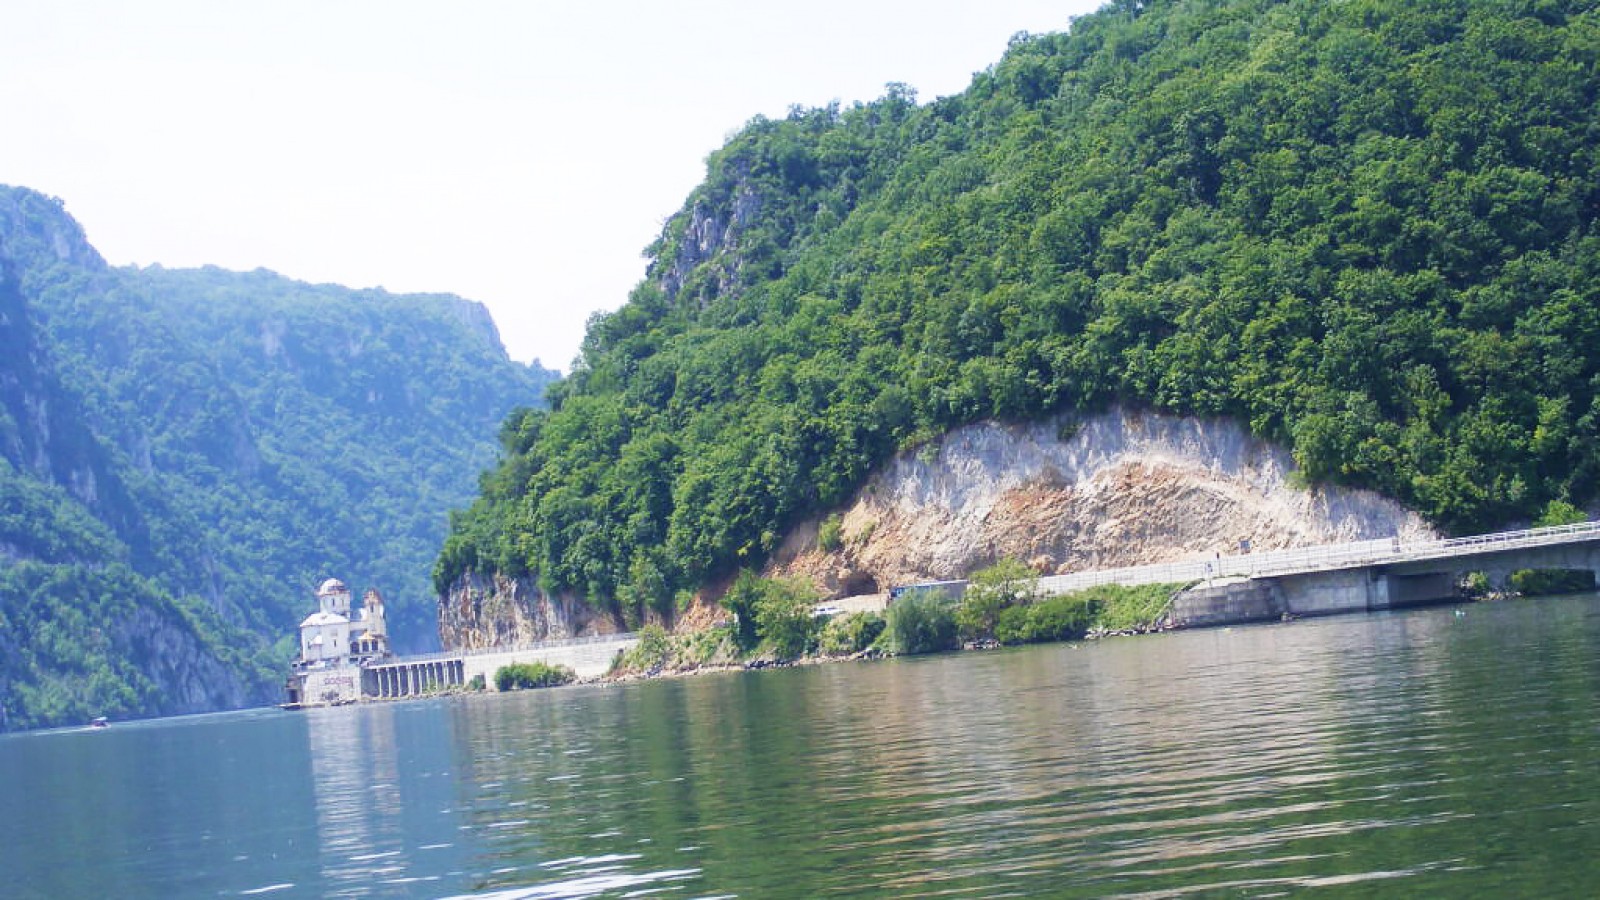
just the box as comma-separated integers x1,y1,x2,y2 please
0,186,554,730
438,0,1600,623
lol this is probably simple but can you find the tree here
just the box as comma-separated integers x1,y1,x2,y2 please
884,590,959,656
957,558,1040,642
1535,499,1587,528
753,576,822,659
720,570,764,650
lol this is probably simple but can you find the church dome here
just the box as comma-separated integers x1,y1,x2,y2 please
317,578,349,596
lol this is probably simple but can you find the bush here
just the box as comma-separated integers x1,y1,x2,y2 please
722,570,822,658
720,570,765,650
494,661,575,691
1536,500,1588,528
818,611,885,656
818,513,844,553
753,577,822,659
1461,571,1492,597
883,590,959,655
1509,569,1595,597
613,622,744,674
1085,583,1181,632
617,623,672,672
995,594,1097,645
957,558,1039,641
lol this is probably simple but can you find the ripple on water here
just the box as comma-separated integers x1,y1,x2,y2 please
439,865,701,900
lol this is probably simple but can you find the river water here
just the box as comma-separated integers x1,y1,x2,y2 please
4,593,1599,898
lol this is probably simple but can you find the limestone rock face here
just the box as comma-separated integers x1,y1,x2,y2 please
653,167,763,305
766,410,1436,596
117,606,266,714
439,570,623,651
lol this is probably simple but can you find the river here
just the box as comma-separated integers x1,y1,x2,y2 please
3,593,1598,897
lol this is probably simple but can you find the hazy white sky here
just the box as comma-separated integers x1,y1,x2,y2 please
2,0,1102,371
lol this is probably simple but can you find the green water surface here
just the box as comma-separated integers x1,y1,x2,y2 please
3,594,1598,897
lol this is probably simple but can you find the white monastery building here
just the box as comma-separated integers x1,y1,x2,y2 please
298,578,389,664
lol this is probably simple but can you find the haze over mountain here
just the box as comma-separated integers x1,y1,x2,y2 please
437,0,1600,635
0,186,554,730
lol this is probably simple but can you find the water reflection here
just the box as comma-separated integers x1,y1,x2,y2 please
437,597,1600,897
306,705,401,890
439,690,708,897
298,703,475,896
7,595,1599,897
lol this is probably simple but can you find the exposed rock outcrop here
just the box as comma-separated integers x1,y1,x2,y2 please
652,162,763,305
117,605,267,714
439,570,625,650
767,410,1436,596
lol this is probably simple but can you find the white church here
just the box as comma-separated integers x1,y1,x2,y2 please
297,577,390,666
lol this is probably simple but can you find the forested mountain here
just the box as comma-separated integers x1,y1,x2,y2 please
0,186,554,730
438,0,1600,626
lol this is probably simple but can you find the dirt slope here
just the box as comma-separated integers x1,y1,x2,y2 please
766,410,1435,597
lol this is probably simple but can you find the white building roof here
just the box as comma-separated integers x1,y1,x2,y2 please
300,611,349,629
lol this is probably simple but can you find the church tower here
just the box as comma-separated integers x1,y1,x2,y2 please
361,588,388,641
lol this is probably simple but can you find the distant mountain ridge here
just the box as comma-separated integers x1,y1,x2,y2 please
0,184,554,730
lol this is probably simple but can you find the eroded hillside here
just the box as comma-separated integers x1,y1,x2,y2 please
766,410,1435,597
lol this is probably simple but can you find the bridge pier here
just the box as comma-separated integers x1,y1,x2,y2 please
1274,568,1459,616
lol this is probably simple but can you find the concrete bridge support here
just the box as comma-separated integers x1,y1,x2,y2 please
1274,568,1458,616
1168,568,1462,628
364,659,467,699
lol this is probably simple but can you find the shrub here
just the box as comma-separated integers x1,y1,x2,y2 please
957,557,1039,641
720,570,765,650
618,623,673,672
1461,571,1492,597
1509,569,1594,596
722,570,822,658
494,661,575,691
818,513,844,553
681,624,742,665
1085,583,1181,632
1536,500,1587,528
883,590,959,655
995,594,1097,644
818,612,885,656
753,577,822,659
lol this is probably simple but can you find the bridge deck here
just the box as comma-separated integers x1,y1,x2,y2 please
1035,521,1600,595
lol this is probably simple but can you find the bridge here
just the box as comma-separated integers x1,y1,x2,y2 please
290,632,639,706
363,632,640,698
1030,521,1600,628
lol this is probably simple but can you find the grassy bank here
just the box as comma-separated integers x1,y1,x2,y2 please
611,562,1186,677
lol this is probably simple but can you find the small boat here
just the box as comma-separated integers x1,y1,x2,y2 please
89,717,109,729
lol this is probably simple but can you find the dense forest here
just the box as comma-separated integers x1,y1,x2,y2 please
0,186,554,730
438,0,1600,625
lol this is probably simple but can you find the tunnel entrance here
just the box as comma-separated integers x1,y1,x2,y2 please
841,573,880,596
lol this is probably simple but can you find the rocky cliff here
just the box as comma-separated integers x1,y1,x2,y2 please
439,571,625,650
114,604,264,714
766,410,1436,597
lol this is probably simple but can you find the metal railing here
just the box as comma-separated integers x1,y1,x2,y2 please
1033,520,1600,595
371,631,640,668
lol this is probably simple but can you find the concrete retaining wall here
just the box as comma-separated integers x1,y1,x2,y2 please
298,668,363,705
1276,568,1381,616
1166,567,1462,629
1168,580,1283,628
461,637,638,688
